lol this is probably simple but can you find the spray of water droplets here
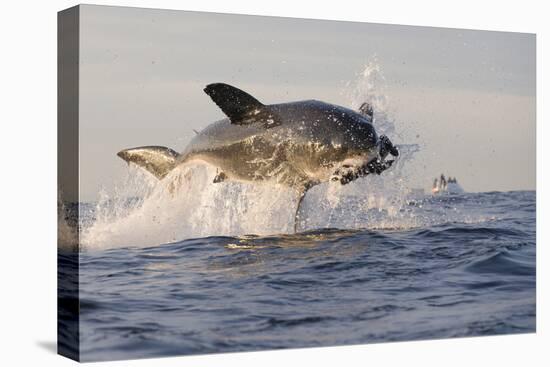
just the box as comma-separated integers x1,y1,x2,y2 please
78,62,484,251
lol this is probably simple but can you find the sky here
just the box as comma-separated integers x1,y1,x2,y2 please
78,4,535,201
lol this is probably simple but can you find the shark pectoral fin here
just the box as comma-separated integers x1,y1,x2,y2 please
213,171,227,183
117,146,180,180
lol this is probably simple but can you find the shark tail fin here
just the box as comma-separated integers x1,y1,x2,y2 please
117,146,180,179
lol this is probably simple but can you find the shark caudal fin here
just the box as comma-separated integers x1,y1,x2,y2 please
117,146,180,179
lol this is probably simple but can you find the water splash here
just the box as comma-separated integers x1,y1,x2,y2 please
80,61,483,251
81,164,297,250
345,57,395,138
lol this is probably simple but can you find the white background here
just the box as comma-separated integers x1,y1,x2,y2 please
0,0,547,366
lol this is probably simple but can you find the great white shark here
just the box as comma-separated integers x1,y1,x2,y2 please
117,83,399,232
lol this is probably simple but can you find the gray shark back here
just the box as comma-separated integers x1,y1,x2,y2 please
181,98,377,157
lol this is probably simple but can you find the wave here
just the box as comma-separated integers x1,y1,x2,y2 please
465,250,536,276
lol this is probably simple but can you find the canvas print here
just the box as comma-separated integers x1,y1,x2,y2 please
58,5,536,362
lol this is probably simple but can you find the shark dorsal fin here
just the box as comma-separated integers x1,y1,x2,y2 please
204,83,267,125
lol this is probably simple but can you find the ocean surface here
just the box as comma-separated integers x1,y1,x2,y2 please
57,63,536,361
61,190,536,361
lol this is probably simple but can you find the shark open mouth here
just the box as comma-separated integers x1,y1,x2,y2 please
331,134,399,185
